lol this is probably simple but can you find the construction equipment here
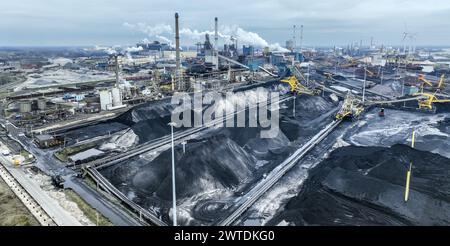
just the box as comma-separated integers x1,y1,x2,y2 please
413,91,450,110
378,108,385,117
418,74,435,92
418,74,446,92
437,74,446,90
335,91,364,120
364,67,375,77
280,76,315,95
341,58,358,68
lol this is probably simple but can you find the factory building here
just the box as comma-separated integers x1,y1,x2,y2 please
99,90,112,111
35,134,62,148
99,87,125,111
243,45,254,57
137,41,171,51
18,100,32,113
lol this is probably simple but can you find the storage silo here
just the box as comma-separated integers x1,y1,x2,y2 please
37,98,47,110
99,90,112,111
19,100,32,113
111,87,122,107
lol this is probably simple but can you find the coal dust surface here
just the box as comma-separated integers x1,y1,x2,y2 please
99,88,339,225
344,108,450,158
269,144,450,225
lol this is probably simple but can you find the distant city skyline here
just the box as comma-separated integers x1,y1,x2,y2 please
1,0,450,47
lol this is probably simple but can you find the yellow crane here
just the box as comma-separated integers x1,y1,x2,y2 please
418,74,446,92
418,74,435,93
437,74,446,89
335,91,364,120
413,91,450,110
341,58,358,68
364,67,375,77
280,76,315,95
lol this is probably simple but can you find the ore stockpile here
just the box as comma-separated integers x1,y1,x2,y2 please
269,144,450,226
269,109,450,226
95,85,339,225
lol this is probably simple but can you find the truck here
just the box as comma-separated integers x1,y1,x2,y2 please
2,149,10,156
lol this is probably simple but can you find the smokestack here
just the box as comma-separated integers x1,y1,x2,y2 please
214,17,218,70
175,13,180,71
114,55,119,87
300,25,304,52
214,17,218,50
292,25,296,52
175,12,180,90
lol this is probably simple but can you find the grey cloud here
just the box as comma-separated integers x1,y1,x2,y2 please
0,0,449,46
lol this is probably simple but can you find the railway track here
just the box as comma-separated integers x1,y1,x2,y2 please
84,167,167,226
218,119,342,226
75,95,294,170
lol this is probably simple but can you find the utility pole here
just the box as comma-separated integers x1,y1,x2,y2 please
404,129,415,202
362,66,367,103
182,141,187,154
307,64,310,86
168,122,177,226
293,96,296,117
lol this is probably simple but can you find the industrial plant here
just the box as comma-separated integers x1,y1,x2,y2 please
1,3,450,231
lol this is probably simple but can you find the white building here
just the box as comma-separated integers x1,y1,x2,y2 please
100,90,112,111
99,88,125,111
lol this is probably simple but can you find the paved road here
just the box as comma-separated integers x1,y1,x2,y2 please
64,177,143,226
0,118,143,226
0,155,82,226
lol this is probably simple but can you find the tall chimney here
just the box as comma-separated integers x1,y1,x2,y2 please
175,13,180,69
175,12,180,90
214,17,218,50
214,17,218,70
114,55,119,87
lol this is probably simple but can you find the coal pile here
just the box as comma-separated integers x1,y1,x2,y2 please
116,98,179,143
100,135,258,223
269,144,450,226
99,93,338,224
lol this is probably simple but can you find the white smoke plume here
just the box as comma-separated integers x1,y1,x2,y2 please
124,22,173,46
125,46,143,53
94,45,117,55
123,22,289,52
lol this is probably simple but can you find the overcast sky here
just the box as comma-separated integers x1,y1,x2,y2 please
1,0,450,47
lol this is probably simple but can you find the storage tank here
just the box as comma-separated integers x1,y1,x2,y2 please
37,98,47,110
111,87,122,107
99,90,112,111
19,100,32,113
